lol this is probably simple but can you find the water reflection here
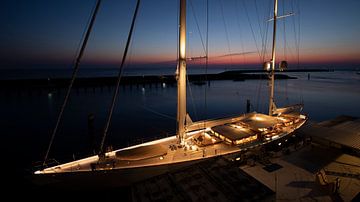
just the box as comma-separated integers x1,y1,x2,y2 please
1,71,359,164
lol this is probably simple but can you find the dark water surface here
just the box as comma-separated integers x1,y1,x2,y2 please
1,69,359,193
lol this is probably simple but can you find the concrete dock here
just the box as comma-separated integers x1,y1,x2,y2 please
131,116,360,201
131,157,275,202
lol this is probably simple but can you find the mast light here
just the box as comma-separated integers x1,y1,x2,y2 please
263,61,271,71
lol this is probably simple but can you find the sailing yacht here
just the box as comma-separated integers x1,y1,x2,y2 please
33,0,307,187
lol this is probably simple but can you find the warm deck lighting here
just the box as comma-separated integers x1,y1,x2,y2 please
230,124,243,129
254,116,264,121
204,132,212,139
277,117,288,122
272,135,279,140
186,129,206,136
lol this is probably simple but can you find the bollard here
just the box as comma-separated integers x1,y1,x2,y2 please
246,99,251,113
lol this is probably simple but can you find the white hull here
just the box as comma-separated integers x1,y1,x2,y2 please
33,110,307,188
33,156,208,188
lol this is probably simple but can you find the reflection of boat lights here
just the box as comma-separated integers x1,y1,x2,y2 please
48,93,52,98
162,83,166,88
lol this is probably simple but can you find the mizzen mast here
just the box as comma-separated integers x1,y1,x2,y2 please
177,0,187,144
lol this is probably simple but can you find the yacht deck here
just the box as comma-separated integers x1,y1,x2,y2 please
35,111,307,175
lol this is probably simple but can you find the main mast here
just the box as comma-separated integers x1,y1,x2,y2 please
269,0,278,116
177,0,187,144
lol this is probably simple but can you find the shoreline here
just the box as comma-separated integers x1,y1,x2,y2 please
0,69,332,89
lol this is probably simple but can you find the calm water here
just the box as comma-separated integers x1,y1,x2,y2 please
1,69,359,188
0,66,227,79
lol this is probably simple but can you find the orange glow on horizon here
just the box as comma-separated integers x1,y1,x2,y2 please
76,49,359,68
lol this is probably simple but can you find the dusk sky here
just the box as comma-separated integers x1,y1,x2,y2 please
1,0,359,69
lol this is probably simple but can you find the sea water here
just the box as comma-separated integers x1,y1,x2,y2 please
1,68,359,187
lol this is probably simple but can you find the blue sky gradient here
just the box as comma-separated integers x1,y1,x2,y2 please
1,0,359,69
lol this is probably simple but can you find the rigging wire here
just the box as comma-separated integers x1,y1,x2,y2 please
254,0,263,41
234,0,246,65
282,0,289,103
241,0,262,63
186,0,208,127
282,0,287,61
297,0,303,104
219,0,233,67
99,0,141,155
260,0,272,62
254,0,272,112
186,76,199,120
184,26,199,121
141,106,176,120
175,0,179,137
255,0,270,61
291,0,303,104
203,0,209,131
292,0,300,69
43,0,102,166
186,0,205,120
189,0,207,55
